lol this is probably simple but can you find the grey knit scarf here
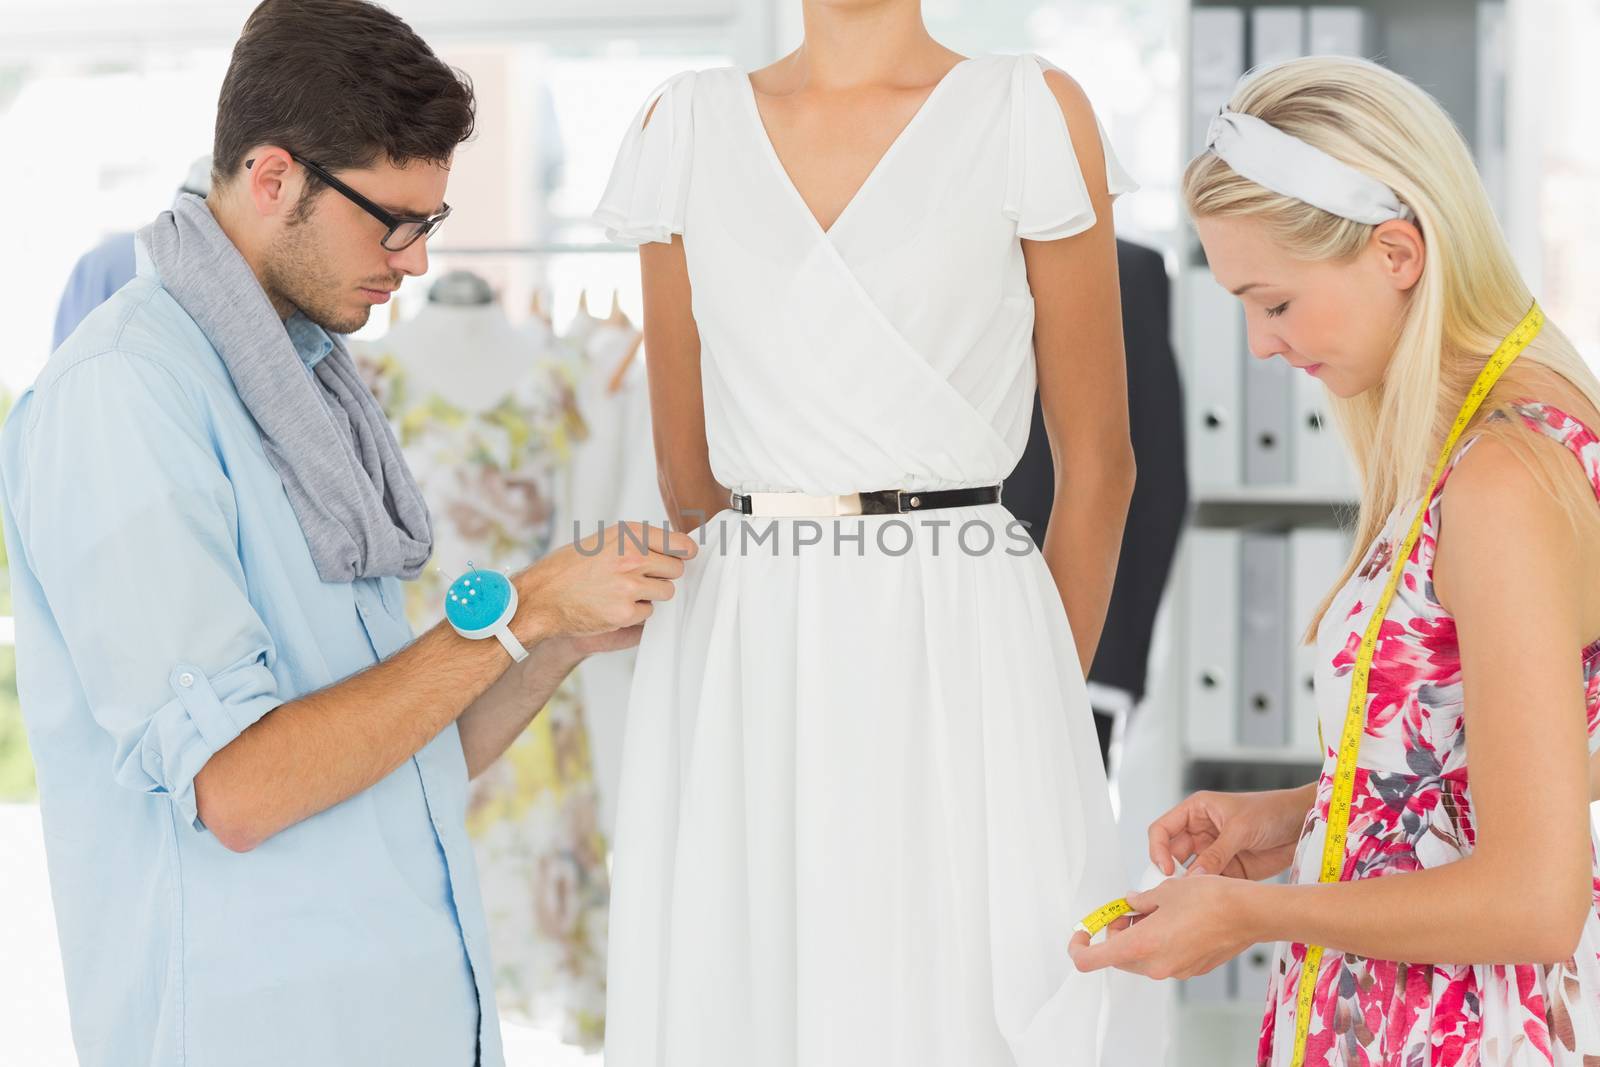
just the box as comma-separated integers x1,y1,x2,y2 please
139,194,433,582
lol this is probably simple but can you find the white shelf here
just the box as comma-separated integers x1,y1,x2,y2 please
1186,745,1323,767
1180,1000,1266,1024
1175,999,1268,1067
1193,486,1357,509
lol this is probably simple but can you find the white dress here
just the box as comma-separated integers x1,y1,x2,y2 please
592,52,1138,1067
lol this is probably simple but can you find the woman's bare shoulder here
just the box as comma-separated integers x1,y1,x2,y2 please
1436,372,1600,625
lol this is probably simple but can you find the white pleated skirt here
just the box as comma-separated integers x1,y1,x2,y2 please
602,505,1127,1067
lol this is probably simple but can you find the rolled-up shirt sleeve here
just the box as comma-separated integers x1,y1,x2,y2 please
6,348,283,830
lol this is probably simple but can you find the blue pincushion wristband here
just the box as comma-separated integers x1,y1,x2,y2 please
444,564,528,662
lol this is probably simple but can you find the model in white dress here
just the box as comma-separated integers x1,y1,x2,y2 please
592,51,1138,1067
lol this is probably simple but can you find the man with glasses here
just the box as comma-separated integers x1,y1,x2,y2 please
0,2,693,1065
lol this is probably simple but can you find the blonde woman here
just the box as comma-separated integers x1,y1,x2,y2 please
1069,57,1600,1065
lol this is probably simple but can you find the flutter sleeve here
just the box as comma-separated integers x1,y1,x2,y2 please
1003,53,1138,241
593,69,700,246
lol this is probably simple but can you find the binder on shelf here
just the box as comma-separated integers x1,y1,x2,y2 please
1181,960,1233,1005
1243,355,1294,485
1250,7,1307,69
1291,370,1359,495
1288,529,1351,757
1184,528,1242,755
1239,531,1290,749
1182,270,1245,491
1477,2,1509,214
1308,7,1368,57
1191,6,1246,156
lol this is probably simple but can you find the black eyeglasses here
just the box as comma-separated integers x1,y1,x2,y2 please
245,153,451,251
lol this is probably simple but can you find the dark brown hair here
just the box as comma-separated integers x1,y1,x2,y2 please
212,0,476,194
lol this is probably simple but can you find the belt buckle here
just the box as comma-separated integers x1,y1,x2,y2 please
896,490,926,513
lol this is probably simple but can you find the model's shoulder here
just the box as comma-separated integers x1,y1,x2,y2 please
1008,53,1096,127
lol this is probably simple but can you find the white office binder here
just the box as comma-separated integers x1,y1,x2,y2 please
1182,269,1245,492
1477,2,1509,215
1251,7,1307,69
1308,6,1368,57
1243,353,1294,485
1237,943,1278,1004
1181,960,1233,1005
1191,7,1247,156
1239,531,1291,748
1184,528,1242,755
1291,370,1359,495
1288,528,1352,757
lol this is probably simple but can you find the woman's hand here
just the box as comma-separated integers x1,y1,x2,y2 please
1068,875,1264,980
1149,785,1313,880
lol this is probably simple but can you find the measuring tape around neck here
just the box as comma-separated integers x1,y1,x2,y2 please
1286,301,1542,1064
1071,302,1545,1061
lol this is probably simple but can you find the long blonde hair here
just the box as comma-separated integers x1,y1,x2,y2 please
1183,56,1600,643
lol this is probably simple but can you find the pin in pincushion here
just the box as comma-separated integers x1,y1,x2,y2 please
444,566,517,636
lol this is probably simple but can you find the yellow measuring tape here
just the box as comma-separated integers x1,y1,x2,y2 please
1073,897,1135,936
1072,302,1545,1053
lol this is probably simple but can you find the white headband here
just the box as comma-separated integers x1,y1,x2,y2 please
1206,109,1414,226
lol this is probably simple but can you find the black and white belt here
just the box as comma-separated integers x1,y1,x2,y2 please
729,483,1003,517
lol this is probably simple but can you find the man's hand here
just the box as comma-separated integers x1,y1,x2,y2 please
194,522,693,852
511,520,696,645
453,524,687,779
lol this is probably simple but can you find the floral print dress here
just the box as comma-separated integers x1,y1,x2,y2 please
354,339,613,1051
1258,402,1600,1067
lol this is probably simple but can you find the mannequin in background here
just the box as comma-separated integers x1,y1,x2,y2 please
355,270,609,1050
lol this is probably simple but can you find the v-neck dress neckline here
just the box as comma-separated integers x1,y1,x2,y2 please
736,56,980,240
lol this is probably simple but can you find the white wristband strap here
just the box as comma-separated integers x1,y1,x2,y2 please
494,626,529,663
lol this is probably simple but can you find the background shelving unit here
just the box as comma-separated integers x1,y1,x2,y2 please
1168,2,1508,1061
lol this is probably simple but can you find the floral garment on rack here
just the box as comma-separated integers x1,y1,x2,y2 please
356,340,611,1050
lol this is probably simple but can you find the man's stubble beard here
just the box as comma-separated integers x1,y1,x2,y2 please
262,206,374,336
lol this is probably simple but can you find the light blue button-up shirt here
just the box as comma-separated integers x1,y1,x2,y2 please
0,237,504,1067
